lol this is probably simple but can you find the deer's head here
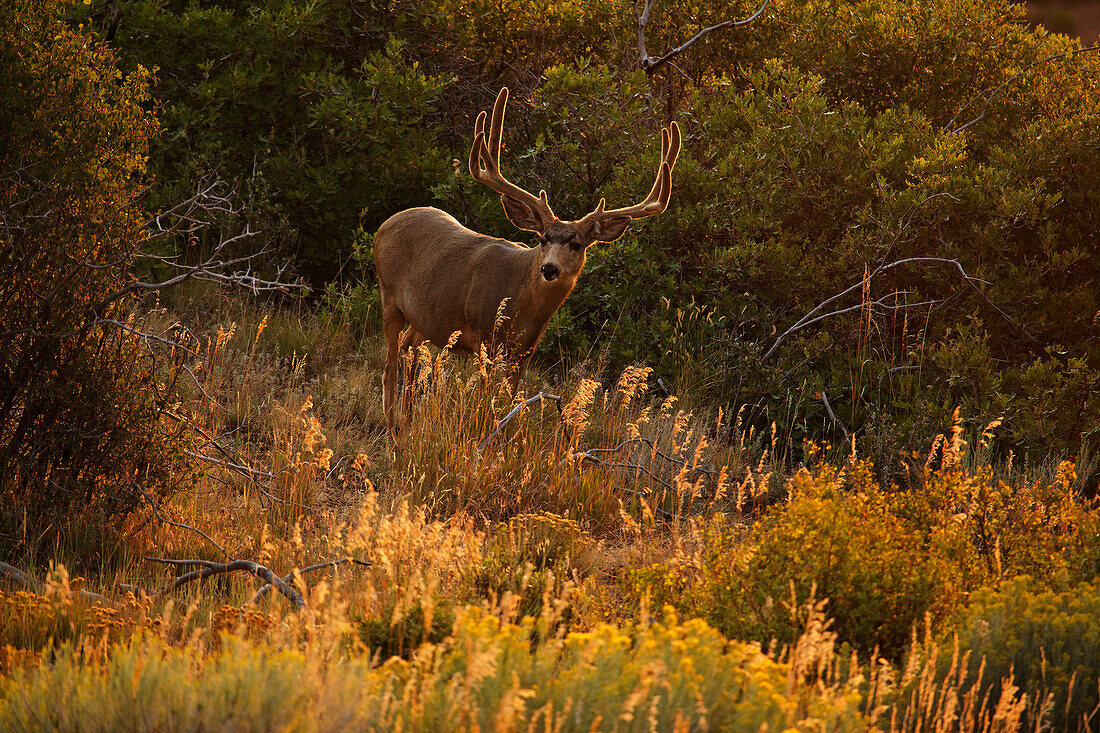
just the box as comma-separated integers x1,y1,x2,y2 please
469,88,681,284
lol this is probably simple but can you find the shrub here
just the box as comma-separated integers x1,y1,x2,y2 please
741,462,975,657
946,577,1100,732
101,0,452,282
895,460,1100,585
0,0,190,559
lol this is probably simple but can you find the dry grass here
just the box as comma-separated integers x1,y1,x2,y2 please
0,291,1093,731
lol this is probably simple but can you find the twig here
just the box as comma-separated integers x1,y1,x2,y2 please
576,436,719,477
478,391,562,451
132,483,232,560
637,0,770,75
247,558,371,604
945,44,1100,134
762,257,1003,362
182,450,315,512
819,391,849,440
146,557,307,609
184,450,275,479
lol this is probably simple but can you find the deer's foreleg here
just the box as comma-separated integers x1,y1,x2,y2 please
400,327,425,425
382,304,407,437
505,346,534,396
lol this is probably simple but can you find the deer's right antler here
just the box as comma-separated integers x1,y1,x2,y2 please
469,88,556,232
577,120,681,243
587,122,681,221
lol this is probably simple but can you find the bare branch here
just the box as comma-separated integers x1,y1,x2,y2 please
94,318,200,355
762,257,1003,362
478,391,562,451
638,0,770,75
146,557,307,609
945,44,1100,134
247,558,371,604
132,483,233,560
0,560,111,604
819,390,849,441
182,450,315,511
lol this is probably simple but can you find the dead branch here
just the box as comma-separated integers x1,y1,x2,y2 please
762,257,998,362
0,560,111,604
248,558,371,604
478,391,562,451
819,390,849,440
945,43,1100,134
569,436,718,481
146,557,306,609
636,0,770,75
182,449,315,511
92,176,306,315
0,560,32,586
132,483,233,560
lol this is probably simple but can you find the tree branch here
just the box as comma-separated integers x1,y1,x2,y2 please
637,0,770,75
762,257,1002,362
145,557,307,609
478,391,562,451
247,558,371,604
945,44,1100,134
0,560,111,604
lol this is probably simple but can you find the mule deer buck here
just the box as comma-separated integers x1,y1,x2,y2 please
375,88,680,435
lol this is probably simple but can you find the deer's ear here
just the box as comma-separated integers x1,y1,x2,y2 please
501,195,545,232
591,215,632,243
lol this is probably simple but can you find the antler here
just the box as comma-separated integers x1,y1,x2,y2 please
469,88,555,231
585,121,681,224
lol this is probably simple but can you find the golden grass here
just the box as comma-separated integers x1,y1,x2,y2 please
0,292,1093,731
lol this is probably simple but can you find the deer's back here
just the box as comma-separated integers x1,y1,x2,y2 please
375,207,532,347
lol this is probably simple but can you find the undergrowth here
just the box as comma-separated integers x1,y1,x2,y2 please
1,295,1098,731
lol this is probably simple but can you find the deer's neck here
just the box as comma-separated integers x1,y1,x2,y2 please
506,247,581,347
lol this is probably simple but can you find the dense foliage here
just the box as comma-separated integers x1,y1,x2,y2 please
0,0,189,556
630,455,1100,659
949,577,1100,732
2,0,1100,727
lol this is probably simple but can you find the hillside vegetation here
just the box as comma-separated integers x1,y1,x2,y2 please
2,0,1099,729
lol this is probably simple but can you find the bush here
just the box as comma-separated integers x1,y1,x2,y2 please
894,460,1100,585
629,455,1100,659
79,0,1100,463
104,0,452,283
0,0,190,559
946,577,1100,732
742,463,975,657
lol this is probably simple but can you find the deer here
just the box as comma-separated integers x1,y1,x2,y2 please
374,87,680,435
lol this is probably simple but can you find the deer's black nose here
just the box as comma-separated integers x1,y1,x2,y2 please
541,263,559,281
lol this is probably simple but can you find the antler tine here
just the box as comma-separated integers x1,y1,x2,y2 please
595,121,681,221
488,87,507,163
468,88,553,228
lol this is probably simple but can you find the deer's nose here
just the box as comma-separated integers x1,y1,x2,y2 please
541,263,559,281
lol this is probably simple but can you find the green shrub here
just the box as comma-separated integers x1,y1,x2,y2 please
626,462,976,658
947,577,1100,732
742,463,974,657
0,608,873,731
894,461,1100,585
79,0,1100,462
105,0,451,282
629,454,1100,659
